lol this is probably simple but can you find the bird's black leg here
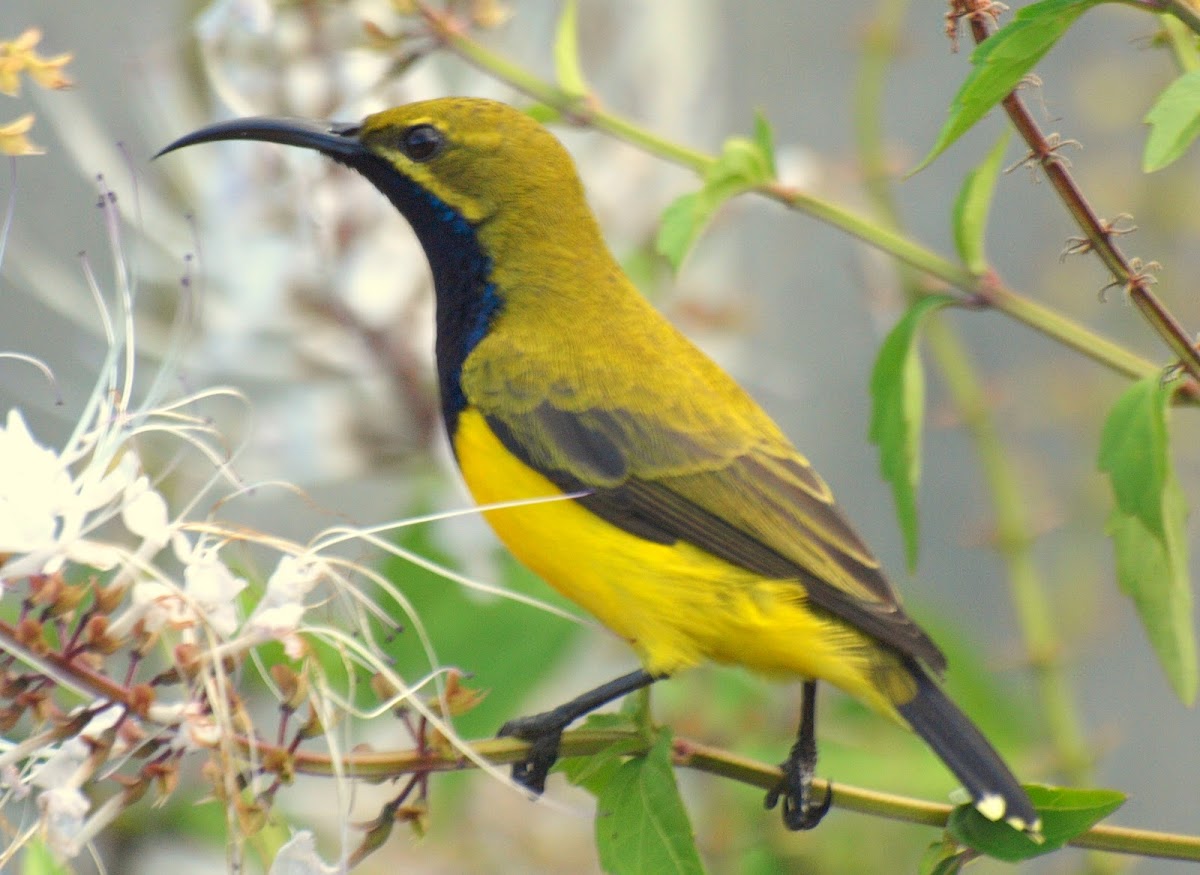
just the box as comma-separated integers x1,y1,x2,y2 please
498,669,661,793
765,679,833,830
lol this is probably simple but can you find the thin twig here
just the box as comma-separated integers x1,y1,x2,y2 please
265,727,1200,862
960,0,1200,384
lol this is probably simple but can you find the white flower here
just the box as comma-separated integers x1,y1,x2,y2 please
178,702,221,751
1,764,27,799
115,581,187,636
140,581,183,629
268,831,340,875
243,554,323,647
121,476,171,549
264,555,322,605
245,602,305,639
51,451,140,573
30,737,90,790
0,407,168,578
0,409,76,556
184,549,247,638
112,548,246,640
38,786,90,859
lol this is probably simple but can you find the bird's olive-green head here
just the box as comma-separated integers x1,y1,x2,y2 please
356,99,589,227
156,97,612,429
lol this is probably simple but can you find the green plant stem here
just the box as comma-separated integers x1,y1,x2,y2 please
1163,0,1200,34
1162,12,1200,71
1130,0,1200,36
413,1,1175,397
768,180,1161,385
416,5,709,172
273,727,1200,862
854,0,909,230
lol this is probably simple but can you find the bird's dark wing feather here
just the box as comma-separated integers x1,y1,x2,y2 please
483,402,946,672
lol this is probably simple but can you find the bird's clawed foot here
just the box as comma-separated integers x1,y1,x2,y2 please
764,679,832,830
496,669,660,795
764,748,833,830
497,710,568,794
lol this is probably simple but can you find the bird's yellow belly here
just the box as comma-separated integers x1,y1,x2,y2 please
452,407,898,716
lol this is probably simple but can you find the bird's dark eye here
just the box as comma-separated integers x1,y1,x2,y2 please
399,124,445,162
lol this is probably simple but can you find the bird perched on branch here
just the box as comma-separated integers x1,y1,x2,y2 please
158,97,1040,837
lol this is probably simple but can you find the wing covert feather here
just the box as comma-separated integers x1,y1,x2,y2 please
482,400,945,672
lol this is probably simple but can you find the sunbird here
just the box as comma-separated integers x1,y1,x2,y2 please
158,98,1040,836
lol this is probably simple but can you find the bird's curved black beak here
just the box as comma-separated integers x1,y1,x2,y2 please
155,117,366,160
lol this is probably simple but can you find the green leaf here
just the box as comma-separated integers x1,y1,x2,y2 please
553,0,588,98
559,713,644,796
918,836,970,875
1106,481,1196,702
596,730,704,875
868,295,956,570
949,784,1124,862
21,839,71,875
656,116,777,270
1098,377,1196,703
952,131,1009,274
914,0,1104,173
752,110,777,178
1099,378,1171,530
524,103,562,124
655,192,707,273
1143,69,1200,172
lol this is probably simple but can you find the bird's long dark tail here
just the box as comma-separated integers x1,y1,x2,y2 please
895,661,1041,837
